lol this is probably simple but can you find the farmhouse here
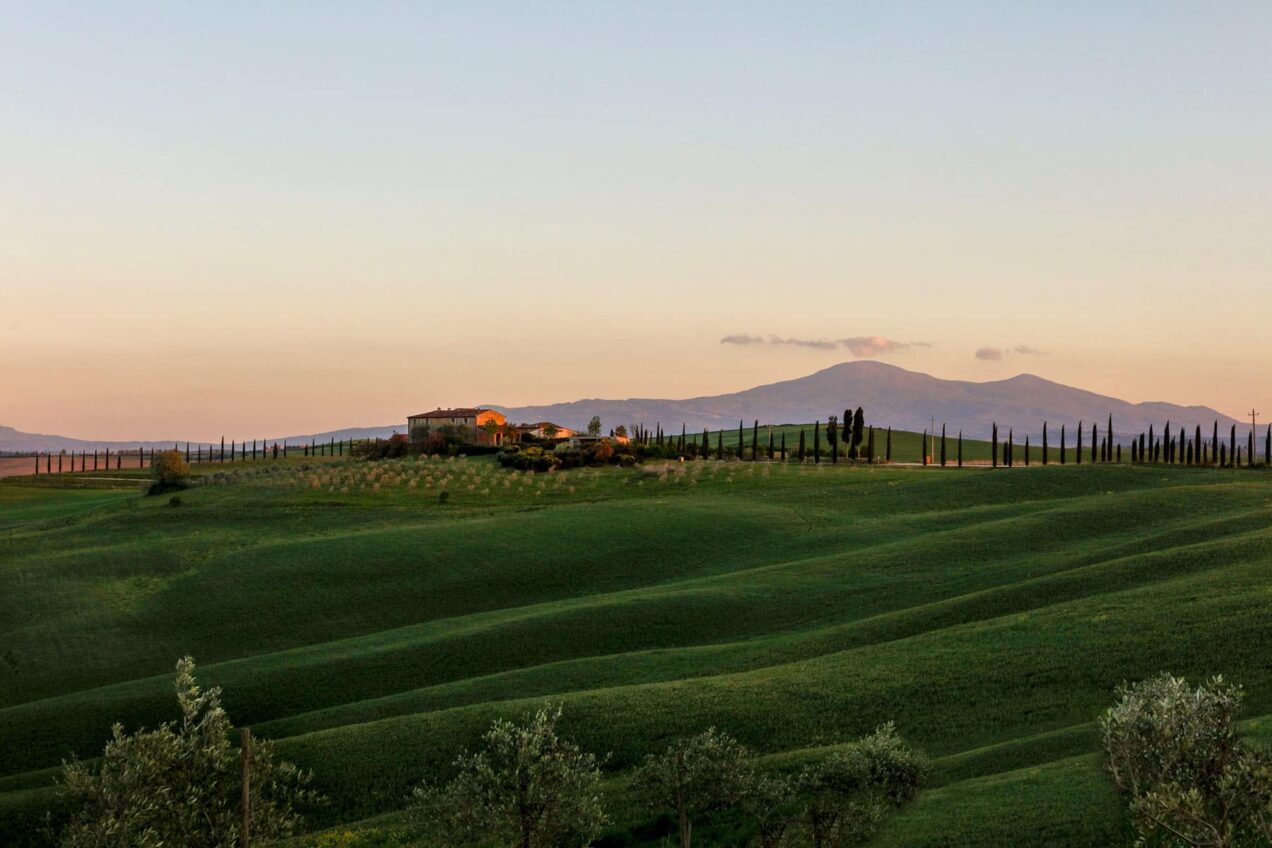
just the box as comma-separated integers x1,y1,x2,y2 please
514,422,577,440
407,407,508,446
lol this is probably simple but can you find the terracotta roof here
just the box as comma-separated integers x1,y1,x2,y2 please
408,408,483,419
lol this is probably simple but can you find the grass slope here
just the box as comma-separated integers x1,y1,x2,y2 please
1,450,1270,846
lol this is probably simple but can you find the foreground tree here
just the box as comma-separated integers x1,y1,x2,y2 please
410,706,607,848
795,724,927,848
59,657,317,848
1101,674,1272,848
739,770,796,848
633,728,751,848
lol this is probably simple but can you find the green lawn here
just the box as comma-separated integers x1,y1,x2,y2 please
1,450,1269,845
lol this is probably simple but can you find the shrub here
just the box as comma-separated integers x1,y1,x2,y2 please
148,450,190,494
408,707,607,848
58,657,320,848
1101,673,1272,847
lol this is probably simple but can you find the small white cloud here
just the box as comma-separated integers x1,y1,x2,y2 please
721,334,926,357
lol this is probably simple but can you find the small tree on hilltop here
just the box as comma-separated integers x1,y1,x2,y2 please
410,706,607,848
1101,673,1272,848
149,449,190,492
587,416,602,437
59,657,318,848
633,728,751,848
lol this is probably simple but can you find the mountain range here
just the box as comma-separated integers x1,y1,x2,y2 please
488,362,1245,440
0,362,1248,452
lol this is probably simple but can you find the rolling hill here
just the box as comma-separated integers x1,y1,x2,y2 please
2,454,1272,846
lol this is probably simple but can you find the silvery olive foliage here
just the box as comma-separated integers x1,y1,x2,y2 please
1101,674,1272,848
633,727,753,848
409,706,608,848
792,723,928,848
58,657,320,848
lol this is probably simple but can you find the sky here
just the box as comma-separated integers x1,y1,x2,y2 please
3,2,1271,440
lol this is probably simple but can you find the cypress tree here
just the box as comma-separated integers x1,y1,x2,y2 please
717,429,724,460
1091,422,1098,464
1025,435,1031,467
886,427,892,462
921,430,928,466
681,423,687,454
1195,426,1202,464
992,423,998,469
1042,422,1049,465
780,431,786,461
185,442,190,462
866,426,875,463
703,428,710,459
1007,429,1014,467
752,420,759,462
827,416,838,464
798,429,806,462
768,429,774,460
940,424,947,467
843,409,853,457
1221,443,1227,466
738,421,744,459
1230,425,1237,468
220,437,225,462
1076,422,1083,465
1249,429,1255,468
1060,425,1067,464
813,420,821,464
852,407,865,460
1213,421,1220,466
1139,433,1145,464
1131,439,1138,463
1265,425,1271,467
1148,425,1155,463
1107,415,1113,462
957,431,963,467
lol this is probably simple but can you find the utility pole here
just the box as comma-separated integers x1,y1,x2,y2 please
1251,409,1260,441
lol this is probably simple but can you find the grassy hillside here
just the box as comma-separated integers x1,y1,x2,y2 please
1,447,1270,845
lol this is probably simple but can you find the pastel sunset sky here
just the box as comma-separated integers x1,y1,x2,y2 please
4,3,1271,441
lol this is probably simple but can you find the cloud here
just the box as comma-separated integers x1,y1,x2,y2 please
769,336,839,351
720,334,926,357
720,334,765,346
976,344,1047,361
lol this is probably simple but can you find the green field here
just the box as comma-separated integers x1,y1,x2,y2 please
2,444,1270,846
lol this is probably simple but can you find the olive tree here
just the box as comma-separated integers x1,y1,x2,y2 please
633,728,751,848
739,770,797,848
794,724,927,848
59,657,318,848
1101,674,1272,847
409,706,607,848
